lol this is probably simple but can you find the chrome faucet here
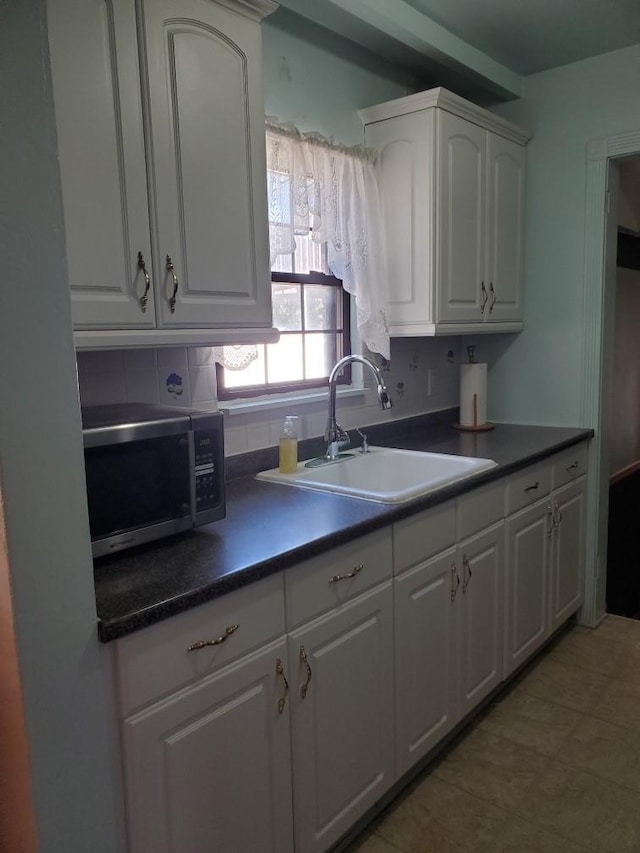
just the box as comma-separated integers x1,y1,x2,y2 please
324,355,392,460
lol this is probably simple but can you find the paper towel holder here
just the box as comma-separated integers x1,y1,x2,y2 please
453,345,495,432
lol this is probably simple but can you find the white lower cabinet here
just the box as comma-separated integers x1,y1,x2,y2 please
114,446,588,853
457,522,505,716
504,446,587,677
289,583,395,853
121,638,294,853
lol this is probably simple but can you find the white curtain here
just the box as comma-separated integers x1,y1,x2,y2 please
265,116,390,359
214,118,390,369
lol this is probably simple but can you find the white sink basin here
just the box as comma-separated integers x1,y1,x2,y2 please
256,446,497,503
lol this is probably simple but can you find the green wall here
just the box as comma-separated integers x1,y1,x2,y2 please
263,8,413,144
476,44,640,427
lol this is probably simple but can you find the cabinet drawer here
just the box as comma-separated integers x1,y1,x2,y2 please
393,500,456,573
115,572,285,715
457,479,506,541
506,461,552,515
285,529,392,629
552,443,588,489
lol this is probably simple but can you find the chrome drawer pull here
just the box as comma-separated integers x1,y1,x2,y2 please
300,645,312,699
462,554,472,593
276,658,289,714
566,461,579,471
187,623,239,651
329,563,363,584
450,561,460,602
525,481,540,493
166,254,179,313
136,251,151,312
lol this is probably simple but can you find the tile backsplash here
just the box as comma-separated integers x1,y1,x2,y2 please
76,337,463,456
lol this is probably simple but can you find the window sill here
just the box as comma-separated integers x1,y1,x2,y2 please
220,384,366,416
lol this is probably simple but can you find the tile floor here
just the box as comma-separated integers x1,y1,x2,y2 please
350,615,640,853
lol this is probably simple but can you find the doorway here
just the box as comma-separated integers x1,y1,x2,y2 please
582,134,640,626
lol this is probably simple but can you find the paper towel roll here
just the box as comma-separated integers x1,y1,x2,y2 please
460,363,488,427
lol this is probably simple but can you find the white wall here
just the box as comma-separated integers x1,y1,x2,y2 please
473,44,640,427
0,2,125,850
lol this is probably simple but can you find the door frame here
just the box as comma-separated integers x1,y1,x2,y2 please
581,130,640,625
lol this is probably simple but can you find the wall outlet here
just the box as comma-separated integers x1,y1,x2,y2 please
427,368,438,396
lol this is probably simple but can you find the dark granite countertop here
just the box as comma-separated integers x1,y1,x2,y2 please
94,419,593,642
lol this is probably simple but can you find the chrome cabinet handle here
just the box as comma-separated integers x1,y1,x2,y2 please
525,481,540,494
187,623,239,651
480,281,488,314
566,461,579,471
547,504,555,537
462,554,472,593
137,252,151,312
300,645,312,699
276,658,289,714
488,282,497,313
329,563,363,584
450,561,460,602
166,254,179,313
553,499,563,529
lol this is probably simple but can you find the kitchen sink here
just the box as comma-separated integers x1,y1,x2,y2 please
256,446,497,503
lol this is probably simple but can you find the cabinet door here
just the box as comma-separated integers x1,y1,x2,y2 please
290,583,394,853
395,549,459,777
550,479,586,629
365,110,436,334
505,501,552,677
141,0,273,329
485,134,525,323
47,0,154,329
458,523,504,716
436,112,486,324
121,639,293,853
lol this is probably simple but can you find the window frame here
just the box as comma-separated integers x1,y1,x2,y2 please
216,269,351,401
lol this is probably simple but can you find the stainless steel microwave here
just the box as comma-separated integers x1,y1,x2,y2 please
81,404,225,558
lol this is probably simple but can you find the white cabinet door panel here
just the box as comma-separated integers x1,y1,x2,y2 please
550,480,585,629
505,501,551,676
141,0,272,328
48,0,154,328
290,583,394,853
395,549,459,776
122,639,293,853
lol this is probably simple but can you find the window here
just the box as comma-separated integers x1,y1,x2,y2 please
216,235,351,399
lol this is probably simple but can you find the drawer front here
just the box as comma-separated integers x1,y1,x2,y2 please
285,528,392,629
506,461,552,515
457,479,506,542
115,572,285,715
393,500,456,573
552,442,588,489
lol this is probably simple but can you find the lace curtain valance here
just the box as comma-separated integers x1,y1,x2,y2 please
265,117,390,359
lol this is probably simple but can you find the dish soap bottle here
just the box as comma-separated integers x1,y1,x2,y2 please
279,416,299,474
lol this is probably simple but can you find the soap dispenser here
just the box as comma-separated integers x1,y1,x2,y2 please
279,415,299,474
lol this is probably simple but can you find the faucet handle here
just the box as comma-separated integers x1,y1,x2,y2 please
356,428,369,453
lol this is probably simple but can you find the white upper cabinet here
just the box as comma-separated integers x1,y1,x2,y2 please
48,0,278,349
360,87,530,337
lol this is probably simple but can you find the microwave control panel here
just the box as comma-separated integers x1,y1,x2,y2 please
194,430,220,510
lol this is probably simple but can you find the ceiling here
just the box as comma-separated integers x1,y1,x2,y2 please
276,0,640,102
402,0,640,75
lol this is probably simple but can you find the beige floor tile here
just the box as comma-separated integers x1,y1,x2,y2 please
491,815,594,852
519,760,640,853
549,628,623,677
376,776,508,853
591,615,640,644
593,676,640,732
432,727,550,811
348,831,406,853
559,715,640,792
517,653,611,712
612,638,640,683
478,686,583,756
